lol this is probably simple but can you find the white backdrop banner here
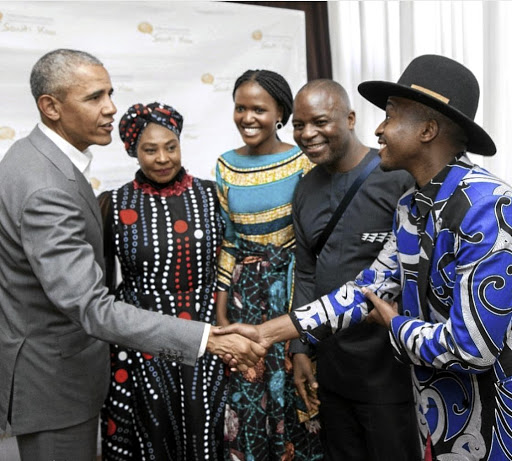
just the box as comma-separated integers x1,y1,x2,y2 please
0,1,307,192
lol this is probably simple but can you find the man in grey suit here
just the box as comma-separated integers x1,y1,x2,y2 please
0,49,265,461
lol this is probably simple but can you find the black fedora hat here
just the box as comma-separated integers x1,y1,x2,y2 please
358,54,496,156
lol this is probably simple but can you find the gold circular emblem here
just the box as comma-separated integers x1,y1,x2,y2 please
137,22,153,34
252,30,263,41
90,177,101,190
0,126,15,140
201,73,214,85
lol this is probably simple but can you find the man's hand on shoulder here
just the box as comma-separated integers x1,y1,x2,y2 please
362,288,398,327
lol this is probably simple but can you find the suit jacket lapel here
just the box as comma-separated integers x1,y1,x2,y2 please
74,168,102,228
28,126,76,180
27,126,102,228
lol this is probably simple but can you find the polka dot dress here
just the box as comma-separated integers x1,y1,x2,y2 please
101,171,226,461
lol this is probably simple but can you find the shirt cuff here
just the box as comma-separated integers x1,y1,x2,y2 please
289,312,319,345
198,324,211,358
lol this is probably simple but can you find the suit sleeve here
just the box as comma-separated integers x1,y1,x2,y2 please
20,186,205,365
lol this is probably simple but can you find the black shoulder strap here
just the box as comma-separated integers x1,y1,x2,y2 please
314,154,381,256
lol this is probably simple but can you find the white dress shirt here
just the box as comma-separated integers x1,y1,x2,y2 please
38,122,93,182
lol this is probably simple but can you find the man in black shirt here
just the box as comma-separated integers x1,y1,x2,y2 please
290,79,420,460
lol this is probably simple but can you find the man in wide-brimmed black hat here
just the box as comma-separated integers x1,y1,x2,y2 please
355,54,508,460
219,55,512,460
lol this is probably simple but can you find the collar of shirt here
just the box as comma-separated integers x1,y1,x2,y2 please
38,122,93,182
413,153,466,219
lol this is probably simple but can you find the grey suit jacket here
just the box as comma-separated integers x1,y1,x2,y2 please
0,126,206,435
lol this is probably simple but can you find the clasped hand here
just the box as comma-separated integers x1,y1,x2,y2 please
207,325,267,372
211,323,274,371
362,287,399,327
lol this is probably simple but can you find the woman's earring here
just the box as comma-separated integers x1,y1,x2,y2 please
276,121,284,130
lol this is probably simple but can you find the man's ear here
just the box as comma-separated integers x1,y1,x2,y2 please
347,110,356,130
37,94,61,121
419,119,439,143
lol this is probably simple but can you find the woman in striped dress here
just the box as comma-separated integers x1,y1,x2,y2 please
216,70,323,461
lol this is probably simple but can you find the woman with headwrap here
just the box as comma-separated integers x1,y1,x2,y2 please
98,102,226,460
216,70,323,460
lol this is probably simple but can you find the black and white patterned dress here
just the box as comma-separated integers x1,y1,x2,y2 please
100,168,226,460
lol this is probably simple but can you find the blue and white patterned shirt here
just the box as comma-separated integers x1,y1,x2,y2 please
291,154,512,459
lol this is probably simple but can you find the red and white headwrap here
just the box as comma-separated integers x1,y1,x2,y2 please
118,102,184,157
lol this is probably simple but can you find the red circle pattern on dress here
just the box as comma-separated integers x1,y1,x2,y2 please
178,312,192,320
174,220,188,233
107,418,117,436
120,209,138,225
114,369,129,384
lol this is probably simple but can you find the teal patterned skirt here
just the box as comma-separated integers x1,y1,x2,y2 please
224,241,323,461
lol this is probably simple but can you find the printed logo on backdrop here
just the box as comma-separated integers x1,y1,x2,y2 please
0,11,56,35
0,127,15,161
252,29,292,50
90,178,101,191
201,73,235,93
197,29,293,94
0,127,15,141
109,74,135,94
137,22,153,34
137,21,192,44
201,73,214,85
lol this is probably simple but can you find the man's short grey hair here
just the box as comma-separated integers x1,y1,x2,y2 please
30,49,103,102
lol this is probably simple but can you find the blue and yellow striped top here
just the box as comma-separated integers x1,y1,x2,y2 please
216,146,314,289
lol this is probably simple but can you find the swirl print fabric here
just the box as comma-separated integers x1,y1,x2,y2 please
291,154,512,460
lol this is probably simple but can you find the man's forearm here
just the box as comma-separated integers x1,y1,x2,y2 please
258,314,299,347
213,314,301,351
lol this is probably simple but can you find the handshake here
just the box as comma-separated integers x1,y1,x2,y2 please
203,288,391,413
205,314,319,414
205,315,299,372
